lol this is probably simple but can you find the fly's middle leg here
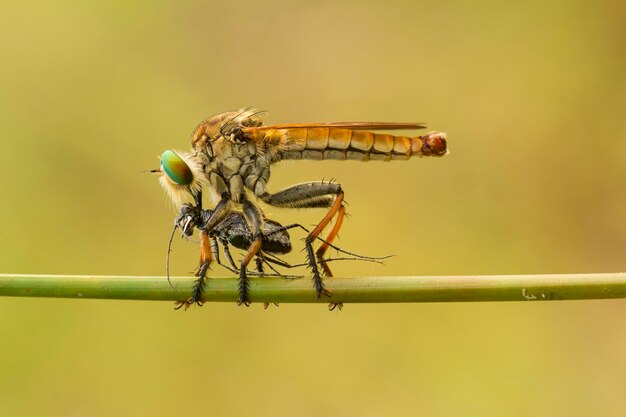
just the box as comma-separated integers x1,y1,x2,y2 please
258,181,345,300
237,197,265,306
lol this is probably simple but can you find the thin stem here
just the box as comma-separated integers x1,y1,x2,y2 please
1,273,625,303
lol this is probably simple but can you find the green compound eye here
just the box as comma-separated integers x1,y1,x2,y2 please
161,150,193,185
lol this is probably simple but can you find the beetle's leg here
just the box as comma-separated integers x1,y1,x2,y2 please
210,237,238,274
174,229,213,310
255,254,271,309
175,193,233,310
265,223,389,262
255,255,265,274
257,181,344,299
210,236,220,265
262,254,293,275
221,239,239,271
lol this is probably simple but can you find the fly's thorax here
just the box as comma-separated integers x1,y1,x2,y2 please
191,108,265,149
201,135,274,200
241,158,271,197
191,111,241,148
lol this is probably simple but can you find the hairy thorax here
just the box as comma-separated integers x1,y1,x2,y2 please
194,137,274,204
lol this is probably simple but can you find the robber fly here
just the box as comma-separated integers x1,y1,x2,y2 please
169,204,387,309
155,108,447,305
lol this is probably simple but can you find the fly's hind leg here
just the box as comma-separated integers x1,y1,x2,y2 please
258,181,345,300
314,204,346,311
315,204,346,277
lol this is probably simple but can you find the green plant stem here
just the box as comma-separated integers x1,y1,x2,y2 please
1,273,625,304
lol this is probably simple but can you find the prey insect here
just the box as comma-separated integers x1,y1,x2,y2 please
155,108,447,305
168,204,388,309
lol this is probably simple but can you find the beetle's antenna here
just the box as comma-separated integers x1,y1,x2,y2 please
166,224,178,291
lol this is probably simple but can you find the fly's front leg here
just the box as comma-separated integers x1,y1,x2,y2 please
258,181,344,300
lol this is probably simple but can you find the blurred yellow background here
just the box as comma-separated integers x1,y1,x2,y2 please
1,1,625,416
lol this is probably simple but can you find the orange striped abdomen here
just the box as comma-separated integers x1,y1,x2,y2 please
254,127,447,161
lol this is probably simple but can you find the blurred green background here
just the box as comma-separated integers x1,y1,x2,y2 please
1,1,625,416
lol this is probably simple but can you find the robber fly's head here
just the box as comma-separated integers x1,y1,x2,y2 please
152,150,207,207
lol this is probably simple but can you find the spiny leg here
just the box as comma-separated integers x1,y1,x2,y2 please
174,229,213,310
237,238,262,306
177,192,233,309
305,190,344,299
210,236,221,266
213,241,298,278
262,254,295,276
255,254,273,309
264,223,390,263
212,238,239,274
314,204,346,311
237,197,265,306
258,182,339,209
258,181,344,299
315,204,346,277
191,230,213,304
255,254,265,274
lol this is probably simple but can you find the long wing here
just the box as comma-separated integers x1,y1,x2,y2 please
241,121,426,133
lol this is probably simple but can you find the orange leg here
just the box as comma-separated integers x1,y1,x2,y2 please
237,237,263,306
305,191,345,299
256,181,344,299
196,230,213,277
315,204,346,277
175,230,214,310
307,191,344,243
315,204,346,311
